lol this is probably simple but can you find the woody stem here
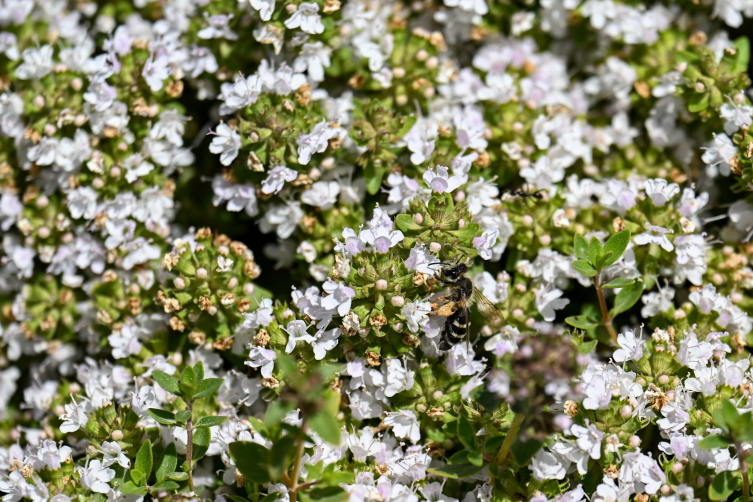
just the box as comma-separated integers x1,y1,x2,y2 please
594,275,618,344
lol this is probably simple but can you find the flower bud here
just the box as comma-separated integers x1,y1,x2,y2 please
734,92,745,104
521,215,534,226
110,166,121,178
660,486,670,496
309,167,321,180
376,279,388,290
44,123,56,136
525,317,535,327
430,242,442,253
512,121,524,132
283,309,294,318
228,277,238,288
512,308,524,318
172,352,183,365
433,390,443,399
515,284,526,293
38,226,50,239
92,177,104,189
392,322,403,331
629,435,641,447
208,306,218,315
458,219,465,229
322,157,335,169
243,283,255,295
391,295,404,307
677,62,688,72
658,374,669,385
712,273,723,285
71,77,83,90
174,278,186,289
393,67,406,78
620,405,632,418
413,213,423,225
539,234,551,246
396,94,408,106
694,82,705,92
696,477,704,487
196,268,208,278
416,49,428,61
74,114,86,126
453,190,465,202
286,3,297,11
112,430,124,441
33,95,45,107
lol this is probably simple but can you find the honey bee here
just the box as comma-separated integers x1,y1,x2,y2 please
429,258,505,351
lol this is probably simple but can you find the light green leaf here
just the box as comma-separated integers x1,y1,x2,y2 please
602,278,636,289
578,340,598,354
689,93,710,113
565,316,599,330
610,280,644,317
697,435,732,450
709,471,742,501
310,411,341,445
192,426,211,461
733,36,750,74
572,260,598,277
574,234,590,262
166,472,189,481
194,361,205,382
151,480,180,491
152,371,180,395
299,486,349,502
180,366,197,395
120,481,147,496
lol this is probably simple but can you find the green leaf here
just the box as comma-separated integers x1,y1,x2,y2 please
229,442,271,484
578,340,598,354
457,415,477,450
395,115,417,137
468,449,484,467
148,409,177,426
155,443,177,482
698,435,732,450
180,366,197,395
152,371,180,395
511,438,543,466
120,481,148,496
594,251,613,271
447,450,470,465
718,399,740,434
426,463,485,479
574,234,590,262
175,410,192,423
733,36,750,74
194,361,205,382
135,440,153,481
262,493,282,502
610,280,644,317
689,92,710,113
130,469,145,486
269,435,297,482
194,415,229,428
151,480,180,491
193,378,225,400
442,421,458,437
192,426,211,461
310,411,341,445
602,278,636,289
709,471,742,501
589,237,602,265
166,472,189,481
572,260,597,277
565,316,599,330
299,486,349,502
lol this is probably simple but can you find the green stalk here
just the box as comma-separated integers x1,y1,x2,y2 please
496,414,524,465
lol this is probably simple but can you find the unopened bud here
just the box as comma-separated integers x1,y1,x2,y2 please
521,215,534,226
539,234,551,246
174,278,186,289
243,283,255,295
44,123,56,136
695,82,705,92
112,430,124,441
36,195,49,208
38,226,50,239
658,375,669,385
71,78,83,91
92,178,104,189
458,219,465,229
376,279,388,290
620,405,632,418
110,166,121,178
196,268,208,279
391,295,404,307
208,306,218,315
33,95,45,107
393,67,406,78
429,242,442,253
629,435,641,447
416,49,428,61
413,213,423,225
283,309,294,318
512,308,524,318
228,277,238,288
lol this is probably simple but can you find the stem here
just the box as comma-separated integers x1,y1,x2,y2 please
496,413,524,465
594,275,618,343
288,414,308,502
186,400,195,494
737,442,750,502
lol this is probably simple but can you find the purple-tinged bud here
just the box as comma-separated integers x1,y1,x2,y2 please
620,405,632,418
283,309,294,318
196,268,208,279
44,124,56,136
658,375,669,385
92,177,104,189
112,430,124,441
391,295,404,307
174,278,186,289
429,242,442,253
376,279,388,290
539,234,551,245
243,283,255,295
416,49,428,61
208,306,218,315
695,82,705,92
33,95,45,107
413,213,423,225
458,219,465,229
522,215,534,226
36,195,49,208
228,277,238,288
629,435,641,447
110,167,121,178
38,227,50,239
71,78,83,90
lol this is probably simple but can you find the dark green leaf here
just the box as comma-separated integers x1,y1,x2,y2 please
610,280,644,317
468,449,484,467
135,440,153,481
572,260,597,277
262,493,282,502
457,415,477,450
181,366,197,392
194,415,229,428
426,463,485,479
229,442,271,484
594,251,613,271
175,410,192,423
602,230,630,267
565,316,599,330
148,409,176,426
151,480,180,491
269,435,297,481
310,411,341,445
194,361,205,382
166,472,189,481
193,378,225,400
484,436,505,455
442,421,458,437
602,278,636,289
689,93,710,113
299,487,349,502
574,234,590,262
511,439,543,467
589,237,602,265
709,471,742,501
155,443,177,482
152,371,180,396
578,340,598,354
447,450,470,465
192,426,211,461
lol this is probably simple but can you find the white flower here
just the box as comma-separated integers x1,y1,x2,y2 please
108,325,143,359
613,330,645,363
582,374,612,410
297,120,339,165
312,328,340,360
250,0,275,20
246,347,277,378
534,284,570,322
404,245,439,275
197,12,237,40
67,187,99,219
321,279,355,316
384,358,415,397
282,320,316,354
301,181,341,209
217,256,234,272
405,119,437,165
641,285,674,317
571,423,603,460
209,124,241,166
384,410,421,443
402,301,432,333
423,165,462,194
78,459,115,494
473,229,499,260
645,178,680,207
689,284,724,314
530,450,568,481
219,75,262,115
293,42,331,82
58,399,89,433
100,441,130,468
553,209,570,227
284,2,324,34
359,207,404,253
634,223,674,252
701,132,737,177
15,45,54,80
719,100,753,134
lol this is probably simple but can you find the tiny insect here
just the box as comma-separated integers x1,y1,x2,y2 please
429,257,505,351
506,188,544,200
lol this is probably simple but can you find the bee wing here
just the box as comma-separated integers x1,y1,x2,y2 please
470,287,505,327
460,290,470,352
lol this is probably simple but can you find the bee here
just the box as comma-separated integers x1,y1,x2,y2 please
429,258,505,351
504,188,544,200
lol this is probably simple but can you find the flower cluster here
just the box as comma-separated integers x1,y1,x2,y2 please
1,0,753,502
